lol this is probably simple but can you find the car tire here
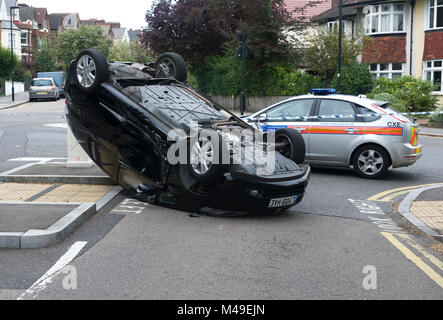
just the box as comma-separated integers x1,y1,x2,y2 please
352,145,390,179
155,52,187,82
271,128,306,164
178,132,228,184
74,49,109,95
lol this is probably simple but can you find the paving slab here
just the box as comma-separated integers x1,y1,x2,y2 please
0,203,76,233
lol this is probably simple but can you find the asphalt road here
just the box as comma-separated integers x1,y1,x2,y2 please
0,100,442,300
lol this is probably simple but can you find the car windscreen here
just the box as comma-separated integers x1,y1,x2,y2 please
32,80,52,87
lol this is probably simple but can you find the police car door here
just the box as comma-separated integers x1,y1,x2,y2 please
309,98,364,165
260,98,315,160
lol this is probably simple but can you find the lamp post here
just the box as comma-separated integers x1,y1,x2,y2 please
337,0,343,93
10,5,20,102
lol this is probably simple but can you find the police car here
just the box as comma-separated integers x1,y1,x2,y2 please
245,89,422,179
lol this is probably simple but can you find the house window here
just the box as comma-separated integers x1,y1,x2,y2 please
370,63,404,79
21,31,28,45
428,0,443,29
327,20,353,36
364,3,405,35
424,60,443,92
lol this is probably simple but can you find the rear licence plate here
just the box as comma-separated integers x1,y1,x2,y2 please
269,196,299,208
37,92,47,95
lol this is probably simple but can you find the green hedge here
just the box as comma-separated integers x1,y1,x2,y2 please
331,63,374,95
0,78,5,96
429,106,443,124
193,54,323,96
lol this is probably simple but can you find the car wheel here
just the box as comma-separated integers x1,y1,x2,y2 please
154,52,187,82
271,128,306,164
74,49,109,95
353,145,390,179
179,132,228,184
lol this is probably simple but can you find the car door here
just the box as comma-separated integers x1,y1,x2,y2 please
260,98,315,159
309,98,365,166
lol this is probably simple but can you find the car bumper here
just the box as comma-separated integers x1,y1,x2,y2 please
30,92,57,99
200,165,311,213
391,143,423,168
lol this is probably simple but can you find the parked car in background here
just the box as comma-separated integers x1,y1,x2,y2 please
245,90,422,179
29,78,60,102
37,72,65,98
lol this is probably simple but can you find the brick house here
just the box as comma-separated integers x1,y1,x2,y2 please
313,0,443,104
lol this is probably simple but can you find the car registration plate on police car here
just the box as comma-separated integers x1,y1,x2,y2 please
269,196,299,208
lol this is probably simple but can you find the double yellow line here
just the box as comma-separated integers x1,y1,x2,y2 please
381,232,443,288
368,183,443,202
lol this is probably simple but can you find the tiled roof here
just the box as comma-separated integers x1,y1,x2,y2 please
285,0,333,19
128,29,141,41
113,28,126,39
19,5,34,22
313,5,357,22
49,14,63,30
34,8,48,26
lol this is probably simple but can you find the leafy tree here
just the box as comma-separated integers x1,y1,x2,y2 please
304,29,367,82
142,0,323,68
56,25,112,70
33,48,58,73
109,42,150,63
0,46,18,79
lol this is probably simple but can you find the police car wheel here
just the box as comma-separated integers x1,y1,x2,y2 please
273,128,306,164
353,145,390,179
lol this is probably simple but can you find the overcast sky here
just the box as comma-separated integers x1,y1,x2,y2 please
21,0,154,30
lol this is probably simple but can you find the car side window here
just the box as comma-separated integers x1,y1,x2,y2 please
266,99,314,121
317,99,358,123
355,105,382,122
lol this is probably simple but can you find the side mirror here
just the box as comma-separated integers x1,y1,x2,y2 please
258,114,267,122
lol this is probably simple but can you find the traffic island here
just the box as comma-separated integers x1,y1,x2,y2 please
398,185,443,243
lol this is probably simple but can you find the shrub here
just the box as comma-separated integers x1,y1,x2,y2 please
372,93,407,112
370,76,438,112
429,106,443,124
331,63,374,95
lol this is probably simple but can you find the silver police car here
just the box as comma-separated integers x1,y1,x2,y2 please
246,90,422,179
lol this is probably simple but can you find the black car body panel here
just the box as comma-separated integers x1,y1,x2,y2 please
65,54,310,214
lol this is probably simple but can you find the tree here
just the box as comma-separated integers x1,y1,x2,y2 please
109,42,150,63
304,29,367,82
0,46,18,79
56,25,112,70
33,48,58,73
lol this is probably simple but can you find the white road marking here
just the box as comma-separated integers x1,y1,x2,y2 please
44,123,67,129
7,157,63,162
17,241,87,300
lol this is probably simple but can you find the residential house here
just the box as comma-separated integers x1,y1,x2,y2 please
127,29,141,43
314,0,443,104
61,13,80,29
113,27,129,44
48,14,63,46
0,0,21,58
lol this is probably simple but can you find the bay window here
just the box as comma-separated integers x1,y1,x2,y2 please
424,60,443,92
428,0,443,29
364,3,405,35
370,63,404,79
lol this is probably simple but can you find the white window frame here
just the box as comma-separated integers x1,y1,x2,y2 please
326,20,353,37
423,60,443,93
364,3,406,35
427,0,443,30
21,31,28,45
369,63,405,79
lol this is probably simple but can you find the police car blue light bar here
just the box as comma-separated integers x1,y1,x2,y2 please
311,88,337,95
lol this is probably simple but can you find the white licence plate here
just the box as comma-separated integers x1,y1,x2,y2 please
37,92,47,95
269,196,299,208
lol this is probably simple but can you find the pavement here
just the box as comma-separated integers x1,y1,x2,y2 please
0,92,29,111
420,127,443,138
0,161,122,249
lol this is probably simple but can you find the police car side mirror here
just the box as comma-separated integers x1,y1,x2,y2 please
258,114,267,122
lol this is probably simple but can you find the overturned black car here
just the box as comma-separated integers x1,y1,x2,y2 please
65,49,310,214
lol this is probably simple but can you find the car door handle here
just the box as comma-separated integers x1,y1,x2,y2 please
344,128,359,133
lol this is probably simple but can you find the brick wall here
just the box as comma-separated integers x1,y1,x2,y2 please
362,35,407,64
423,31,443,60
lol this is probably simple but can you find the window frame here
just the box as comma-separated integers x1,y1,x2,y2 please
427,0,443,30
423,59,443,93
21,31,28,45
369,62,405,80
364,3,406,35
